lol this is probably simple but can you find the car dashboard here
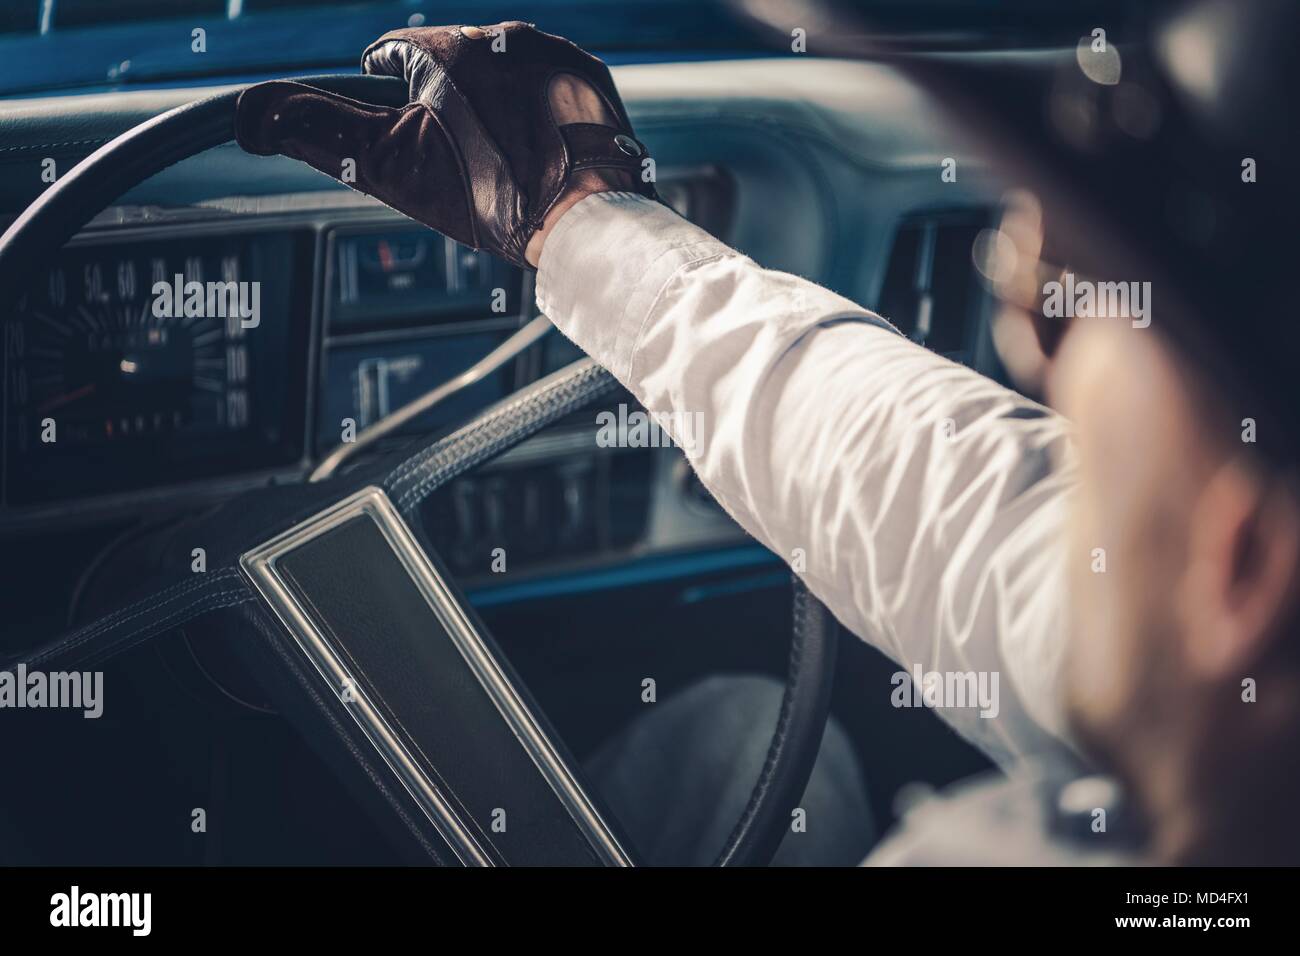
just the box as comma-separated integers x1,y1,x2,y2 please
0,55,1007,641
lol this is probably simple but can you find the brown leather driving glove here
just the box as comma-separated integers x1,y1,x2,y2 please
235,21,656,269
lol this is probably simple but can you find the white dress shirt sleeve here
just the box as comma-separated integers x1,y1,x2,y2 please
535,191,1080,770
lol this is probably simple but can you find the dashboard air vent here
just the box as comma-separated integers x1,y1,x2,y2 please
877,209,992,361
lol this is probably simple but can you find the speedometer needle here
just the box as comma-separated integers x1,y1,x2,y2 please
37,382,96,414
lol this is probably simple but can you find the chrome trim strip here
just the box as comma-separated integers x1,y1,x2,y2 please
240,486,631,867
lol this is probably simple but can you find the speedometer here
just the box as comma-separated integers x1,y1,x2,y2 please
3,230,312,506
17,262,246,442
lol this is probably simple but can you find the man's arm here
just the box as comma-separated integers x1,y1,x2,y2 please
538,192,1079,770
230,22,1077,771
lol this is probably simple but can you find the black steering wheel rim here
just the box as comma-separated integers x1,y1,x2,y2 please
0,74,840,867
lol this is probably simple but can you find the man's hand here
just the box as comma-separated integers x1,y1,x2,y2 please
234,22,654,271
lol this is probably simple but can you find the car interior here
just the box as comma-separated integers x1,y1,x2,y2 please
0,0,1133,865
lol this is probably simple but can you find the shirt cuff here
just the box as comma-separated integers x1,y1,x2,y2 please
535,191,735,382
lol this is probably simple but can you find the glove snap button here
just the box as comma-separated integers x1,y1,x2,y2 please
614,134,642,157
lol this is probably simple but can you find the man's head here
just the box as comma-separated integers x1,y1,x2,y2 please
953,0,1300,864
1046,307,1300,863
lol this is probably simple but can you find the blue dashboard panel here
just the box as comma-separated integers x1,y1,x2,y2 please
0,51,774,100
466,544,781,609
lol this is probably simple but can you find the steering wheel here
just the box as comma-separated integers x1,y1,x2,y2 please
0,75,840,867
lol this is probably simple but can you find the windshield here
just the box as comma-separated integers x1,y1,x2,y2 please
0,0,1155,98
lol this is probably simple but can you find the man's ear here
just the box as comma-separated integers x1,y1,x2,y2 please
1181,461,1300,678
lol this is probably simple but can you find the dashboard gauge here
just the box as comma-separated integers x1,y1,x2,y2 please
16,293,243,445
3,230,312,506
328,224,516,330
